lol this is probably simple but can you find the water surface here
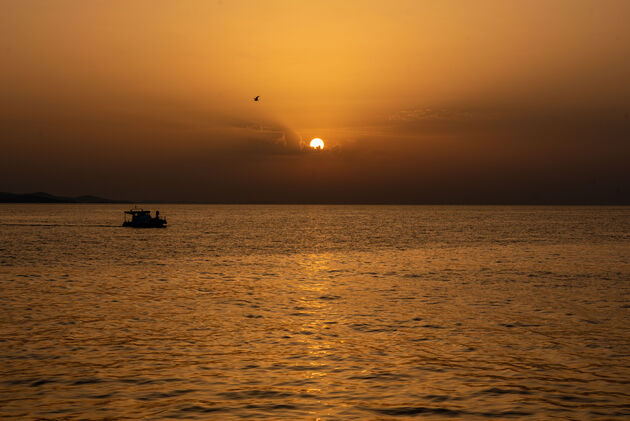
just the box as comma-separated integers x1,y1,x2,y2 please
1,205,629,419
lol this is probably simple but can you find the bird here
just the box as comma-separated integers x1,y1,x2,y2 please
254,96,260,102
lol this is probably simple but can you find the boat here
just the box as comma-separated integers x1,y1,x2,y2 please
122,208,167,228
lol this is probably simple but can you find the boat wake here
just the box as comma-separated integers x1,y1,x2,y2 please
0,223,117,227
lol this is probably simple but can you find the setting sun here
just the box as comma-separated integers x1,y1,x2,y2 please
309,138,324,150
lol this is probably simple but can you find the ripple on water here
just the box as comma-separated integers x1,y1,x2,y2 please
362,405,535,418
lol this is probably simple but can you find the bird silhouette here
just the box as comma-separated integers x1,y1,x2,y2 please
254,96,260,102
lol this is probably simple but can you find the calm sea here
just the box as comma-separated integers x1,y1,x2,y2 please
1,205,629,420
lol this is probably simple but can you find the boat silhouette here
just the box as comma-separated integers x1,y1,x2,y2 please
122,208,167,228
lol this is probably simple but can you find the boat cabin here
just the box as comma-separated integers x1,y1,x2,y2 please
123,208,167,228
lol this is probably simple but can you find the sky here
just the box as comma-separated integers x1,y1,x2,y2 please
1,0,629,203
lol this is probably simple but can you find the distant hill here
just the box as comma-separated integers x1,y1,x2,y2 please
0,192,123,203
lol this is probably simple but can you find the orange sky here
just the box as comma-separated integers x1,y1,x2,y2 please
1,0,629,203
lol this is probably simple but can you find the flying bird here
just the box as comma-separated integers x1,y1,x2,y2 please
254,96,260,102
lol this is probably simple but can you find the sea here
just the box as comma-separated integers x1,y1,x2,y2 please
0,205,629,420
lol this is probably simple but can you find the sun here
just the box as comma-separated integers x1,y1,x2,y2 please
309,138,325,150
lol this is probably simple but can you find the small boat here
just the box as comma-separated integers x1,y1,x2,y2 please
122,208,167,228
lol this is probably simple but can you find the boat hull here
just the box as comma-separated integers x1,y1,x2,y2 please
122,219,167,228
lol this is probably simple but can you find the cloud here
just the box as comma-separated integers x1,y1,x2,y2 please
226,119,305,154
389,107,475,123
